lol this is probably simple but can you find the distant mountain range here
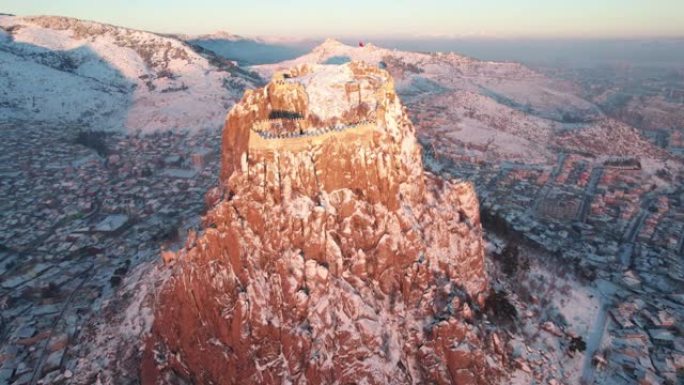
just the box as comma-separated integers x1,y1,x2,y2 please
180,31,314,66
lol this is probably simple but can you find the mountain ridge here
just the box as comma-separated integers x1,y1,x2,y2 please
0,14,257,132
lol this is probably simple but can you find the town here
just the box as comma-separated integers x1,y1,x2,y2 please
0,123,221,384
418,130,684,383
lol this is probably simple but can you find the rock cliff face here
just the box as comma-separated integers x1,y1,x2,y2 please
144,62,493,384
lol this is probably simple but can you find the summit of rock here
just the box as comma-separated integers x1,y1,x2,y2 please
316,37,346,49
144,62,496,385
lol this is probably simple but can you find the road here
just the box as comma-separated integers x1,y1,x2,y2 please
623,193,657,243
577,167,603,223
530,153,566,214
579,301,609,385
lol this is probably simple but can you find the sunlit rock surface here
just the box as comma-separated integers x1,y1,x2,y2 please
144,62,494,385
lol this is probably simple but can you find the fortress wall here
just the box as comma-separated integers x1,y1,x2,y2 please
248,122,377,152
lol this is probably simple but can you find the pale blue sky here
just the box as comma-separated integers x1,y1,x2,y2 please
3,0,683,38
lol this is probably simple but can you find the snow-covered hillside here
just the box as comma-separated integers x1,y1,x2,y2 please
255,39,601,123
0,18,662,160
255,39,669,163
0,15,258,132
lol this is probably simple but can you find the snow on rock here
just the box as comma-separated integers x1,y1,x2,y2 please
144,63,501,384
294,64,381,121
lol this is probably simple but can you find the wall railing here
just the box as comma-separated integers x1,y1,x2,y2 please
251,119,376,140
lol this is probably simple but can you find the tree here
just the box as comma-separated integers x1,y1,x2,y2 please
75,130,109,157
494,241,528,277
568,336,586,355
484,289,517,328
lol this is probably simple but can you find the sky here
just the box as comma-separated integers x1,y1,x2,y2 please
3,0,684,39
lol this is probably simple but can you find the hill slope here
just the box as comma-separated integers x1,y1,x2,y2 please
255,39,666,163
254,39,600,122
0,15,257,132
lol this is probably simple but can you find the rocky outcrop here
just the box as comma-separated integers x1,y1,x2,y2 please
144,62,493,384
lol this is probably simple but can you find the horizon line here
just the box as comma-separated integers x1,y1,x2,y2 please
3,13,684,42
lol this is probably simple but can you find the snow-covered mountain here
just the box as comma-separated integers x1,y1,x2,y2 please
255,39,665,163
0,15,258,132
255,39,600,121
0,16,663,159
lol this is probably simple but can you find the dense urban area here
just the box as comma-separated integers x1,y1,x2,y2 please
0,123,221,384
416,112,684,384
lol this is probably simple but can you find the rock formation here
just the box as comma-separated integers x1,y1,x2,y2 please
144,62,494,384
